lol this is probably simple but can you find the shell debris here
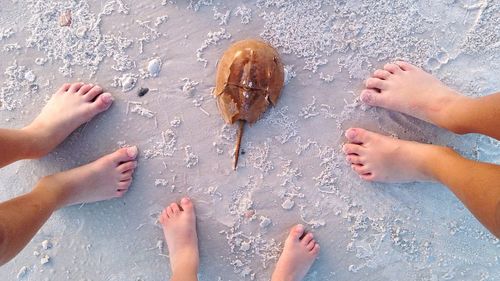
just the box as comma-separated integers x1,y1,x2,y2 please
147,58,162,77
59,10,72,27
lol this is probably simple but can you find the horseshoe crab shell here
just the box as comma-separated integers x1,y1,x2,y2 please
214,39,284,170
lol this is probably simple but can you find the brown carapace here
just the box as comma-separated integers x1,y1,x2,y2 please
214,39,284,170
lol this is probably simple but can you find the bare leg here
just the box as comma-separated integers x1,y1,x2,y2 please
0,147,138,265
361,61,500,140
0,82,113,167
343,128,500,237
160,198,199,281
271,224,319,281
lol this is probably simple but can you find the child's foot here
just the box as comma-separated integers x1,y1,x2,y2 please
23,83,114,158
37,146,138,208
159,198,199,277
271,224,319,281
360,61,469,131
342,128,447,183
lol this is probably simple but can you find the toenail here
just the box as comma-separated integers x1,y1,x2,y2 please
127,146,138,158
361,93,371,103
181,197,191,204
101,92,113,103
345,129,356,139
296,224,304,232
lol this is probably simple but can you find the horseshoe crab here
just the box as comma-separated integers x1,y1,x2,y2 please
214,39,284,170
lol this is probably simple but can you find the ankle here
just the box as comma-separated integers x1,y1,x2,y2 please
34,176,67,210
20,125,49,159
437,95,474,134
271,272,296,281
170,250,199,276
171,266,198,280
421,145,458,183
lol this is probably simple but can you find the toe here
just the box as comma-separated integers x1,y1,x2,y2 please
301,233,314,246
89,92,113,112
360,89,385,106
346,155,363,165
311,244,320,255
84,85,103,101
365,77,386,89
351,164,370,175
115,190,126,197
166,206,174,217
120,170,133,181
306,240,315,251
345,128,370,144
289,224,305,241
360,173,376,181
117,160,137,173
58,83,72,93
160,209,169,223
68,82,84,93
342,143,364,155
394,61,416,71
77,84,94,95
170,203,181,214
372,69,391,80
111,147,139,164
180,197,194,213
118,179,132,190
383,63,401,74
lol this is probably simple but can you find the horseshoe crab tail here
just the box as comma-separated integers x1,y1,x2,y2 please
233,120,245,170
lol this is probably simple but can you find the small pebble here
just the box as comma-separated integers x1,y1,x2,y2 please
41,239,52,250
138,87,149,97
40,254,50,265
281,198,295,210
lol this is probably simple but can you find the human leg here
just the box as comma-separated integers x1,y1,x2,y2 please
271,224,319,281
0,147,138,265
343,128,500,237
0,82,113,168
360,61,500,140
160,198,199,281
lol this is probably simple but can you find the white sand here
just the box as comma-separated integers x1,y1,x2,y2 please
0,0,499,280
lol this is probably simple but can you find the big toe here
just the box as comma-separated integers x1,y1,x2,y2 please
288,224,305,241
110,146,139,164
345,128,370,144
180,197,195,214
91,92,113,112
360,89,385,106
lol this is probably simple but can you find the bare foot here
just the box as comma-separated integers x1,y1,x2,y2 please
342,128,449,182
37,146,138,208
271,224,319,281
159,198,199,278
23,82,114,158
360,61,469,131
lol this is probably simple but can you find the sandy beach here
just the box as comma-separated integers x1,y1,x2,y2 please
0,0,499,280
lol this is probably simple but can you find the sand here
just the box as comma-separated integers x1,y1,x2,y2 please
0,0,499,280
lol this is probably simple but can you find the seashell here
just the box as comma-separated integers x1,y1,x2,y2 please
59,10,72,27
121,74,137,92
214,39,284,170
24,70,36,83
147,58,161,77
75,26,88,38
